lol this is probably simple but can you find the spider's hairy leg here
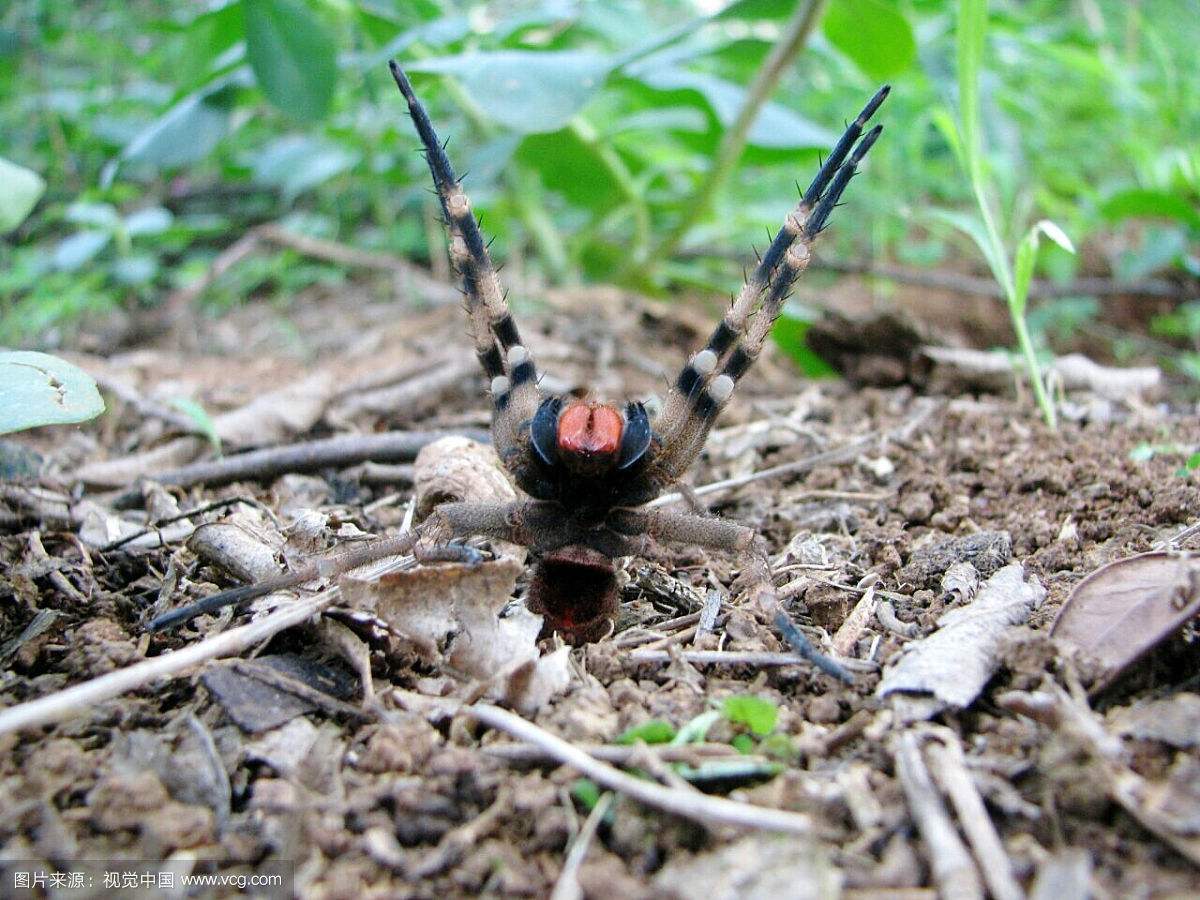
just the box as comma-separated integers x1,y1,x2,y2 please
653,86,889,480
608,508,851,681
147,501,541,632
389,61,541,454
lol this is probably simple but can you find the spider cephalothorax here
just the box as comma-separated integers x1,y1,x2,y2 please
152,63,887,678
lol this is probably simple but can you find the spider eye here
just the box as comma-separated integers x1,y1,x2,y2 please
530,397,562,466
616,401,653,470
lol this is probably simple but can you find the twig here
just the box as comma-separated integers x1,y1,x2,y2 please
649,400,936,509
894,731,984,900
111,429,488,505
483,741,756,767
877,600,920,639
466,703,812,834
831,582,877,657
626,649,873,673
98,497,258,553
922,728,1024,900
0,591,338,737
551,792,612,900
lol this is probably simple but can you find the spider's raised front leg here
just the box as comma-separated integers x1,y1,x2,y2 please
390,62,544,485
608,509,851,680
648,86,889,488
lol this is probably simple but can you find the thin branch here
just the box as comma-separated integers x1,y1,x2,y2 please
551,792,613,900
649,399,937,509
0,591,337,737
108,429,488,505
466,703,812,834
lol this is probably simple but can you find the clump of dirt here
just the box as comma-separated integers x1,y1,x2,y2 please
1,283,1198,896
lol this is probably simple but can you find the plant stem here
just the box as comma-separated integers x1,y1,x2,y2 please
627,0,830,284
568,116,651,259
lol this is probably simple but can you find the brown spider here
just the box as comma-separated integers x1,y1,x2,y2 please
152,63,887,680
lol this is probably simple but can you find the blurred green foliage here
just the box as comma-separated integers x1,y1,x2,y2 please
1,0,1197,379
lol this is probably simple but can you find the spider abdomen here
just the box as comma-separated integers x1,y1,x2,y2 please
526,545,618,644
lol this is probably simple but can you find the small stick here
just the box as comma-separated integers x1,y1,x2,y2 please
483,742,757,767
0,591,338,737
831,582,877,657
922,728,1025,900
626,648,874,673
466,703,812,835
894,731,984,900
649,401,936,509
112,429,487,501
550,792,613,900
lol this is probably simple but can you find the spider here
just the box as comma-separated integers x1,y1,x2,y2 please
152,62,888,681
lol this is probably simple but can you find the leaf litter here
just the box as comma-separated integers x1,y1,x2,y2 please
1,285,1199,895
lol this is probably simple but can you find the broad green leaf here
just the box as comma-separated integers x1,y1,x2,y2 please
824,0,916,81
125,206,174,236
1099,188,1200,231
408,51,614,134
113,72,248,179
253,135,360,202
244,0,338,121
615,719,676,745
722,695,778,736
632,67,835,148
0,157,45,233
54,230,111,271
0,351,105,434
66,201,120,230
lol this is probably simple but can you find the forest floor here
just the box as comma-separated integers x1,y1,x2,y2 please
2,276,1199,898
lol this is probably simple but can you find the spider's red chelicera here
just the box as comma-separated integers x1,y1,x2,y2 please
151,62,889,682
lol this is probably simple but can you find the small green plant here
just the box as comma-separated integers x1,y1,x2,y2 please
940,0,1075,430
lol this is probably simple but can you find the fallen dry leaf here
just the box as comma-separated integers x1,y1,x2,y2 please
1050,551,1200,691
879,563,1046,718
340,557,570,714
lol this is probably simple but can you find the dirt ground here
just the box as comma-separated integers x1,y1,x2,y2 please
2,279,1199,898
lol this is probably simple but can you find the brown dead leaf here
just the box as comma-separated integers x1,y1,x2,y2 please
879,563,1046,717
340,558,569,713
1050,552,1200,691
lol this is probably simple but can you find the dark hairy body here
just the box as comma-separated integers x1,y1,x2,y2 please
151,63,888,680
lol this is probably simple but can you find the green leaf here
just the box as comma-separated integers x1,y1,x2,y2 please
1013,230,1036,318
0,157,46,233
244,0,338,121
113,72,248,180
170,397,222,452
124,206,174,237
53,230,112,271
571,778,601,811
253,135,360,202
670,709,721,745
0,351,105,435
722,695,778,736
1100,189,1200,231
928,207,1007,291
407,51,615,134
631,67,836,148
1185,452,1200,472
615,719,676,745
772,312,837,378
824,0,916,81
730,733,755,754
